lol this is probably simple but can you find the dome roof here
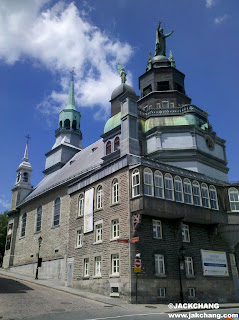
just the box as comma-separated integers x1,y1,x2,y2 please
111,83,136,101
104,112,121,134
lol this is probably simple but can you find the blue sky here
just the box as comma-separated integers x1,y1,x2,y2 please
0,0,239,213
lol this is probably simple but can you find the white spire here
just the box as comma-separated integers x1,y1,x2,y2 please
22,142,29,162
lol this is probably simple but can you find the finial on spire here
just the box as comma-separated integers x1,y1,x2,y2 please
70,67,76,81
23,134,31,162
168,50,176,68
117,62,127,84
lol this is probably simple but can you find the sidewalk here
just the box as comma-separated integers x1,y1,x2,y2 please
1,267,239,314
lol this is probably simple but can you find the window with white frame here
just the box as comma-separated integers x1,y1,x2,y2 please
162,100,169,109
144,168,154,196
185,257,194,276
132,169,140,197
182,224,190,243
154,171,164,198
20,213,27,238
78,194,84,217
76,230,82,247
95,222,102,243
209,185,219,210
36,205,42,232
184,179,193,204
112,179,119,204
94,256,101,276
192,181,201,206
96,186,103,209
158,288,166,298
228,187,239,211
53,197,60,226
164,173,174,200
201,183,210,208
188,288,196,298
84,258,89,277
153,220,162,239
111,219,119,239
174,176,184,202
111,254,119,274
155,254,165,275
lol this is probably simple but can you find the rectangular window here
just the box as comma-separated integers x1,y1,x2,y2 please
155,254,165,275
188,288,196,298
153,220,162,239
182,224,190,243
158,288,166,298
94,256,101,276
111,219,119,239
76,230,82,247
95,223,102,243
185,257,194,276
84,258,89,277
111,254,119,274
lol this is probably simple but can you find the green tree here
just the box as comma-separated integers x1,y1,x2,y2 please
0,211,9,263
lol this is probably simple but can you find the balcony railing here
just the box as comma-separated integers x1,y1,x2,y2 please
138,104,208,119
55,127,80,134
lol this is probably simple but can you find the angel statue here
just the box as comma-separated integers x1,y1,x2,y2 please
117,62,127,84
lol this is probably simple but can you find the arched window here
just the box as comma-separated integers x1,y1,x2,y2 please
106,141,111,155
228,187,239,211
132,169,140,197
53,197,60,227
59,121,62,128
17,172,21,182
23,172,28,182
162,100,169,109
154,171,164,198
112,179,119,204
64,119,70,129
209,186,219,210
192,181,201,206
183,179,193,204
144,168,154,196
20,213,27,238
201,183,210,208
78,194,84,216
72,120,77,131
36,205,42,232
114,137,120,151
96,186,103,209
174,176,183,202
164,173,174,200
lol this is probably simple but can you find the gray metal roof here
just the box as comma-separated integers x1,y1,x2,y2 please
20,139,104,205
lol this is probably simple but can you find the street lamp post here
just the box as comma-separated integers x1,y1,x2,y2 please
35,236,42,280
178,244,185,303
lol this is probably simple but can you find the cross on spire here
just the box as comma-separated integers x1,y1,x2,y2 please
25,134,31,144
70,67,76,81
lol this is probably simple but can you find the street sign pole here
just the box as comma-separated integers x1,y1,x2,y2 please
136,272,138,304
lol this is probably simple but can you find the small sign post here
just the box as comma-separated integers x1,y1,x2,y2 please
134,257,141,304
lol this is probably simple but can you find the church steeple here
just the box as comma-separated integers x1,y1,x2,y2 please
43,70,83,176
11,137,33,210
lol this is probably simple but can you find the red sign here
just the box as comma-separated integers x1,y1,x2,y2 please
117,239,129,243
134,258,141,268
131,237,139,243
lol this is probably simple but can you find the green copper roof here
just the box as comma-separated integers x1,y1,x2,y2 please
66,80,76,110
104,112,121,133
141,114,208,132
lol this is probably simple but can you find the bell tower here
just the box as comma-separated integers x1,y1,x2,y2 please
11,136,33,210
44,69,83,175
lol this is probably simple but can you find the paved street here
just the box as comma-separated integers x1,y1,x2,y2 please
0,274,239,320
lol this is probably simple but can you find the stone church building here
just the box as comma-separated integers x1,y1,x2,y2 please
3,23,239,303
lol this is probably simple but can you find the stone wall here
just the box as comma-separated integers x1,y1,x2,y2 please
68,168,132,301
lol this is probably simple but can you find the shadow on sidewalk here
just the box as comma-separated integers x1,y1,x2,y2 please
0,276,34,294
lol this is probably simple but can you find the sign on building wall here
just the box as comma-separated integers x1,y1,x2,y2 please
84,188,94,234
201,249,229,277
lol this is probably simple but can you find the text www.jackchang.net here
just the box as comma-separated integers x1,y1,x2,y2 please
168,313,239,319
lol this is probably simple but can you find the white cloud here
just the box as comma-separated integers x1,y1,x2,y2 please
0,0,133,119
206,0,216,8
214,14,229,24
0,197,10,211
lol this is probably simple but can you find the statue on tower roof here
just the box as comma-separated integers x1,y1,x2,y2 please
117,62,127,84
155,21,174,57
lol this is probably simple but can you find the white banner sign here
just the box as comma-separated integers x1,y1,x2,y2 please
201,249,229,277
84,188,94,234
